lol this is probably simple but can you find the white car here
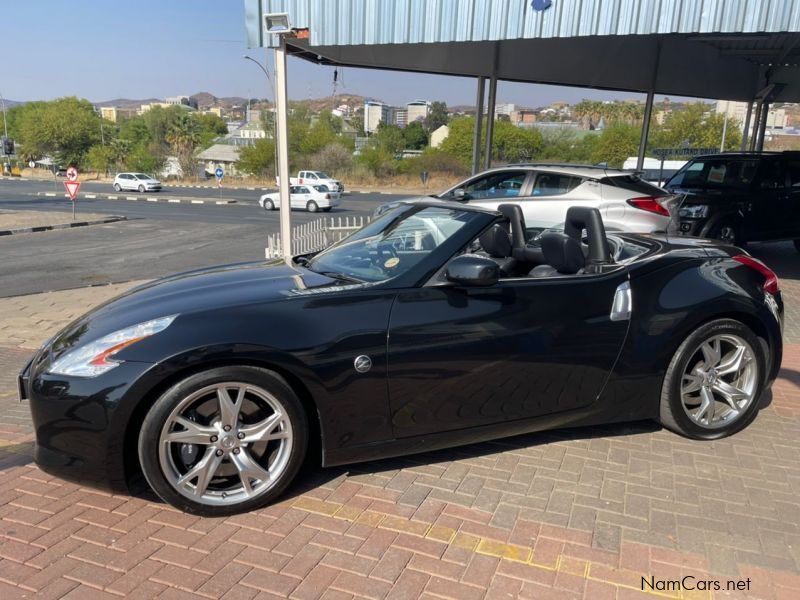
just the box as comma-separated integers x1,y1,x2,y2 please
378,165,676,236
260,184,341,213
113,173,162,192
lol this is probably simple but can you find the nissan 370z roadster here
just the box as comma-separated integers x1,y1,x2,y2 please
21,202,783,515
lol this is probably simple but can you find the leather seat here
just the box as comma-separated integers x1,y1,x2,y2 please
529,232,585,277
478,224,516,276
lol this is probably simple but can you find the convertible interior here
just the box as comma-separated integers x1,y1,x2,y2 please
470,204,646,279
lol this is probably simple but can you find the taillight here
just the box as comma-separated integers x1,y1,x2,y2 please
325,193,331,200
627,197,670,217
733,255,780,295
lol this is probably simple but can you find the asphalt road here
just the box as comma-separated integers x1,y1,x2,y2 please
0,178,411,297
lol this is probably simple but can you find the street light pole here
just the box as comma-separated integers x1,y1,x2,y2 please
243,55,279,178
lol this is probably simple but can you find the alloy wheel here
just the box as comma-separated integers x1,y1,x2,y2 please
680,334,758,429
158,382,293,506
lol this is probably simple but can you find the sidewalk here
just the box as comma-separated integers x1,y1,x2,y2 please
0,283,798,599
0,210,126,236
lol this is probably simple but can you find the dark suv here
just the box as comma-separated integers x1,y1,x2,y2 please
665,151,800,252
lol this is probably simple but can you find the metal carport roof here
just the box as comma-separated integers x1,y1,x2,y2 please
246,0,800,103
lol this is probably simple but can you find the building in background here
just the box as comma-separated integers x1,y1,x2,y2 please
394,108,408,127
364,100,390,133
511,109,537,128
430,124,449,148
495,103,516,119
715,100,786,130
166,95,199,109
406,100,430,124
99,106,137,122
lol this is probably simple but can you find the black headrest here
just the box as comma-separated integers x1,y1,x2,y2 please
479,224,513,258
497,204,527,250
540,232,585,275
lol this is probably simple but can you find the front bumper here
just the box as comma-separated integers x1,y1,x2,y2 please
25,359,161,493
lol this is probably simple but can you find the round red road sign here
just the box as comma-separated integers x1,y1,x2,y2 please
66,167,78,181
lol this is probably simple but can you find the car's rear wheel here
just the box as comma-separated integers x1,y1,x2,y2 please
306,200,319,213
708,219,741,246
262,198,275,211
113,183,121,192
659,319,765,440
138,366,308,516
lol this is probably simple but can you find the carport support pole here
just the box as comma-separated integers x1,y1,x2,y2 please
636,90,655,171
740,101,753,151
749,101,763,151
756,101,770,152
484,74,497,170
471,77,485,175
274,35,292,260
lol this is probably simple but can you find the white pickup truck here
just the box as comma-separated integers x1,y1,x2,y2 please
278,170,344,193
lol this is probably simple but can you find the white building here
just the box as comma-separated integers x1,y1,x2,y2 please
394,108,408,127
715,100,787,130
495,103,516,118
406,100,430,124
430,125,449,148
364,100,390,133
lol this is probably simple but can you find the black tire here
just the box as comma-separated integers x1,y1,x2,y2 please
113,183,121,192
659,319,766,440
138,366,308,516
306,200,319,213
794,239,800,253
707,219,741,246
138,185,145,193
263,198,275,211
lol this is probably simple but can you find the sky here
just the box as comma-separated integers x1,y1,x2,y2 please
2,0,678,108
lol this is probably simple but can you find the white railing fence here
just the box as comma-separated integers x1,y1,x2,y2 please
265,215,371,259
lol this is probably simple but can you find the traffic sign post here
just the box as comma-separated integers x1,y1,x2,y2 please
215,167,224,202
64,167,80,219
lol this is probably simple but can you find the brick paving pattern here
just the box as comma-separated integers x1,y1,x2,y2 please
0,244,798,599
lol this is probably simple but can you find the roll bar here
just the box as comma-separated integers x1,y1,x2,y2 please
563,206,612,267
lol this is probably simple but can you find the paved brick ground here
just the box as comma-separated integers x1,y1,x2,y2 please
0,245,798,599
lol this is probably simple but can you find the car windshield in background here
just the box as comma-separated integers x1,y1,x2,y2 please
665,158,760,190
313,185,329,192
601,175,667,196
134,174,152,180
316,172,331,179
306,206,478,283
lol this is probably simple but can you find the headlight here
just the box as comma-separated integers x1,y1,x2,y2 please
49,315,177,377
678,204,709,218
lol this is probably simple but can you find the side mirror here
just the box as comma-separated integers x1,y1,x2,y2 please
453,188,468,201
445,255,499,287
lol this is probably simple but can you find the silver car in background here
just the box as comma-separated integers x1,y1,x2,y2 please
379,164,675,237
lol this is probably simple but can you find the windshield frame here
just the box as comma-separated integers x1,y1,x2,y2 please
303,203,495,289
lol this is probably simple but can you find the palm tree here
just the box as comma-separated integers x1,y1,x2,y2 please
166,113,201,179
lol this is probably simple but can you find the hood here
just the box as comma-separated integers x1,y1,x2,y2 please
48,261,340,358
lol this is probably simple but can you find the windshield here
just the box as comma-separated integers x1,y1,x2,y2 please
306,206,478,283
134,173,152,180
313,185,330,192
665,158,759,190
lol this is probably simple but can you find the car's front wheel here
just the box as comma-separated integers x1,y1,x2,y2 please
138,366,308,516
138,185,146,193
262,198,275,211
659,319,765,440
113,183,121,192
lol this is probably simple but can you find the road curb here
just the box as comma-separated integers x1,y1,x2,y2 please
0,215,128,236
35,192,238,205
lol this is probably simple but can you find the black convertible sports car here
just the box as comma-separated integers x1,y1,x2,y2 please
20,202,783,515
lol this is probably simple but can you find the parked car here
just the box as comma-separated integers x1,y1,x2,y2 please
278,170,344,193
260,184,340,212
377,164,676,237
664,152,800,251
114,173,162,193
21,202,783,515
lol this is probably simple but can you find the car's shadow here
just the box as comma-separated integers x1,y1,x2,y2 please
284,419,663,501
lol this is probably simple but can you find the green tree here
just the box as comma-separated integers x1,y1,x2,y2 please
371,123,405,155
590,123,641,167
17,97,102,166
166,112,201,179
300,114,337,154
126,143,163,173
425,101,449,132
649,103,741,151
86,145,115,174
439,116,543,166
238,138,276,178
403,121,428,150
